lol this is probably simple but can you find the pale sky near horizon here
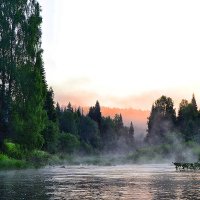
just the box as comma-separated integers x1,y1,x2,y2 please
38,0,200,110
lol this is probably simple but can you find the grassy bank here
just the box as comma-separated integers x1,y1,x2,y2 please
0,141,62,170
0,154,28,170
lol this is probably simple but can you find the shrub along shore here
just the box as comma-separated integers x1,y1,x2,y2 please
1,139,200,170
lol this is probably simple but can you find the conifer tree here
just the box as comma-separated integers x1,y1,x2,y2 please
88,101,102,130
127,121,135,148
191,94,198,112
43,87,59,152
45,87,57,122
177,95,200,142
129,121,134,138
146,96,176,144
67,102,73,113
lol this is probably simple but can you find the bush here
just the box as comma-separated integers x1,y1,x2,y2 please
4,140,23,159
0,153,27,169
80,141,93,155
27,150,51,167
58,133,80,154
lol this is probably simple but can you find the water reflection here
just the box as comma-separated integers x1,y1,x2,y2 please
1,164,200,199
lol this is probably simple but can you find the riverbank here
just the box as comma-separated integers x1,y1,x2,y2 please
0,151,62,170
0,152,175,170
1,141,200,170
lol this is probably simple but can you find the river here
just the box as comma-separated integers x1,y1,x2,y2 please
1,164,200,199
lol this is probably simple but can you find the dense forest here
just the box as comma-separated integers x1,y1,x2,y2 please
1,0,200,168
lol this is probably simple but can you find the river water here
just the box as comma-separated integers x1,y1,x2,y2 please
1,164,200,199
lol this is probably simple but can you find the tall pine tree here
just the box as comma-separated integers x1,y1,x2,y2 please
0,0,48,150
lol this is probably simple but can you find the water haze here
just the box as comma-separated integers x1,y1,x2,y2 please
1,164,200,199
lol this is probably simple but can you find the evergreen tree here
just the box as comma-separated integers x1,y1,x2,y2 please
88,100,102,130
114,113,124,131
59,108,77,135
43,87,59,152
191,94,198,113
146,95,176,144
76,107,82,117
79,115,100,149
43,120,59,153
129,121,134,138
126,121,135,149
67,102,73,113
44,87,57,122
177,95,200,142
56,102,61,118
101,116,116,150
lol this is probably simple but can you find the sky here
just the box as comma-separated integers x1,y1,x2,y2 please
38,0,200,110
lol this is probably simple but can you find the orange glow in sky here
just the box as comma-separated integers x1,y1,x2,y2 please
38,0,200,110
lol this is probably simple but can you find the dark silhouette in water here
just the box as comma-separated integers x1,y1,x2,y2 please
173,162,200,170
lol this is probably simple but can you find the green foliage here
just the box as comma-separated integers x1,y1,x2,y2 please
4,140,23,159
58,133,80,154
26,150,51,167
0,0,47,150
44,87,57,122
101,117,116,150
0,154,27,169
55,102,136,154
59,109,78,135
79,116,101,149
43,121,59,153
43,86,59,153
12,102,45,150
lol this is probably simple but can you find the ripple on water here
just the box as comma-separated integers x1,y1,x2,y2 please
1,164,200,199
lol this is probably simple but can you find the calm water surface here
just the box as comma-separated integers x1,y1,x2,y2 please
1,164,200,199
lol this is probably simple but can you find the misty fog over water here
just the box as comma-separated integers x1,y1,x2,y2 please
1,164,200,200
